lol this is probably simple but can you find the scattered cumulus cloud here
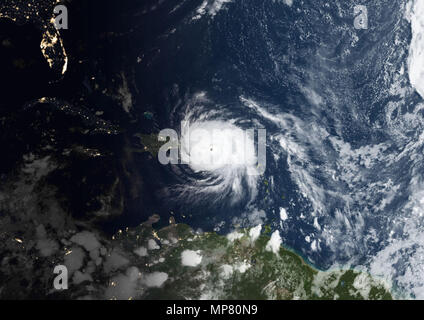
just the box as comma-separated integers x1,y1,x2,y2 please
266,231,282,255
181,250,203,267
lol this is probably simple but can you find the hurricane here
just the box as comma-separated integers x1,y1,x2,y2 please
163,92,264,207
158,0,424,298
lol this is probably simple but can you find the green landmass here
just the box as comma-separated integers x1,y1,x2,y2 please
114,221,392,300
